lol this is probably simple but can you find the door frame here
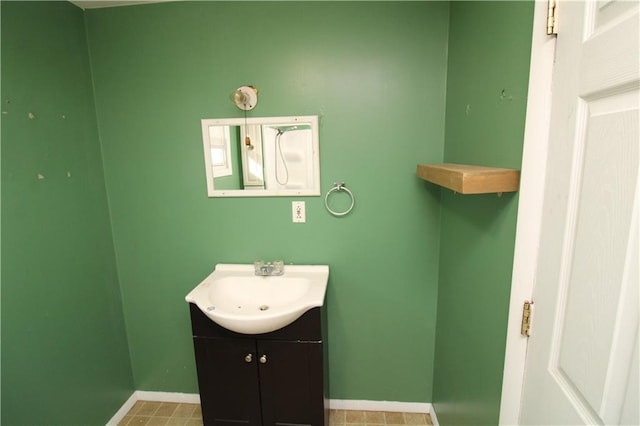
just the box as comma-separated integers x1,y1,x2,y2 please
498,1,558,424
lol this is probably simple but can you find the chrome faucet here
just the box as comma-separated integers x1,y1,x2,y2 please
260,264,276,275
254,260,284,276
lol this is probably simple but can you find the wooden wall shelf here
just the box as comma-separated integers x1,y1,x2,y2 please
417,163,520,194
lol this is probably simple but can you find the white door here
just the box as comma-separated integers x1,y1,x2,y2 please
518,0,639,424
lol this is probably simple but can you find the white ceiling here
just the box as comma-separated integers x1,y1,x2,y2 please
69,0,174,10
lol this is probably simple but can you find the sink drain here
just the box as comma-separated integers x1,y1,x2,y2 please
259,305,269,311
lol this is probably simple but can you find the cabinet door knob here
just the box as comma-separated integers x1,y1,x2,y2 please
244,354,253,363
259,355,267,364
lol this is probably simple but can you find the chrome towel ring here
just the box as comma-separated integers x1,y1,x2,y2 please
324,182,355,217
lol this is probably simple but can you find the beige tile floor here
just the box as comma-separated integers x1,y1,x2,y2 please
330,409,433,425
118,401,203,425
119,401,433,426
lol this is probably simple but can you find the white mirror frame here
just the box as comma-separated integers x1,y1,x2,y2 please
201,115,320,197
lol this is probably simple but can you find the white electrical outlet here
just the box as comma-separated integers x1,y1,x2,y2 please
292,201,306,223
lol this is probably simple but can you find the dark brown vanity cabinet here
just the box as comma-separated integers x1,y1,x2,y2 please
189,304,328,426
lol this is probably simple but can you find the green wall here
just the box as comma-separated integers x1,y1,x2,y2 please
1,1,536,422
0,2,134,424
431,2,534,425
85,1,449,401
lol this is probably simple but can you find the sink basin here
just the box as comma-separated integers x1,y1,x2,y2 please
185,264,329,334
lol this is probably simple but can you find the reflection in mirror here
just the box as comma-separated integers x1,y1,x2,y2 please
201,116,320,197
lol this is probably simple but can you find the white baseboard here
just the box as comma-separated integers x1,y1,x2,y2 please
329,399,431,413
135,390,201,404
429,404,440,426
106,392,434,425
106,392,137,426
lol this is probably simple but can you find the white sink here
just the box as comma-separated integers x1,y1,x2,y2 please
185,264,329,334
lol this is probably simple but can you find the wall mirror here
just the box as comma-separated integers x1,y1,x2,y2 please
201,116,320,197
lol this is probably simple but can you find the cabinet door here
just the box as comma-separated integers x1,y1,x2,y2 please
193,337,262,426
257,341,325,426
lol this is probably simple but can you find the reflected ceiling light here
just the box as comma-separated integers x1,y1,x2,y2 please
230,85,258,111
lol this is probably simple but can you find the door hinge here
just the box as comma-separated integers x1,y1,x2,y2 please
521,301,534,337
547,0,558,35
